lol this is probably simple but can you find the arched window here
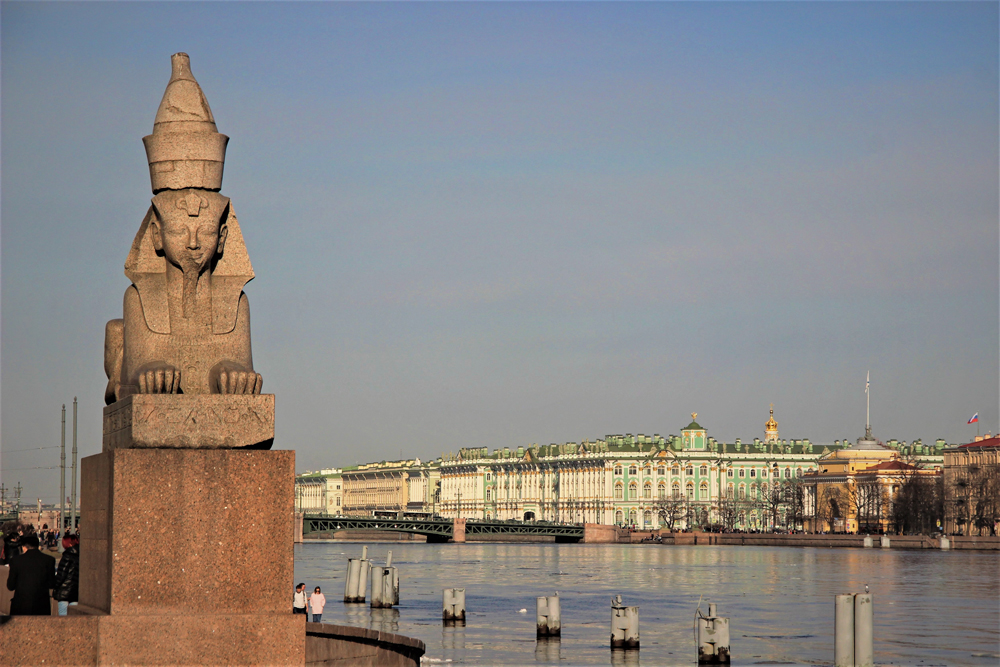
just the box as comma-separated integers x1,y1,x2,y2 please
739,468,746,478
699,465,708,476
614,483,623,499
485,473,492,481
615,510,623,524
628,509,637,524
486,489,492,500
796,468,803,478
657,466,666,476
672,465,680,475
657,482,666,499
761,484,768,497
727,468,734,477
699,482,708,500
686,482,694,500
672,482,681,499
643,510,652,526
738,511,746,525
750,468,757,478
628,482,638,499
486,513,492,520
629,465,638,476
750,484,758,499
643,464,652,476
727,483,734,498
643,482,652,499
739,485,746,499
761,468,769,478
614,465,623,476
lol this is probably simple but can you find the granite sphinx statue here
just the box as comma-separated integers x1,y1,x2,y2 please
104,53,262,405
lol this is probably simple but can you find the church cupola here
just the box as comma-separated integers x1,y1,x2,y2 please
764,404,779,443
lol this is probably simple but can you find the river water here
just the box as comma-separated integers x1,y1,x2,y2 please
294,542,999,666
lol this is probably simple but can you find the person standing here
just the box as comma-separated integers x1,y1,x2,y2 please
6,533,56,615
292,582,308,615
309,586,326,623
53,534,80,615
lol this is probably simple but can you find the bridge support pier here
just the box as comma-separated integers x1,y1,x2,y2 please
452,518,466,543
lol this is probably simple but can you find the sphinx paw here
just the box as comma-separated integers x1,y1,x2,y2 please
137,364,181,394
218,369,263,395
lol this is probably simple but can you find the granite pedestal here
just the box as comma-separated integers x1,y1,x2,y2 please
68,445,303,663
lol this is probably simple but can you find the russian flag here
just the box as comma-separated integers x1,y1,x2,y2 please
968,413,979,424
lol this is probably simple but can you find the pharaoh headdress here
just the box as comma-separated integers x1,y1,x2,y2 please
124,53,253,334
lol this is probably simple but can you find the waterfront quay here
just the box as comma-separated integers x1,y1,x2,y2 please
295,542,999,666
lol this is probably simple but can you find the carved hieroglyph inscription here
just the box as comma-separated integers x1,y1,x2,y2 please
103,394,274,450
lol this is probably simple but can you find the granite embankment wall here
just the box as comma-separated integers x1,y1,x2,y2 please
654,532,999,550
0,617,424,667
305,622,424,667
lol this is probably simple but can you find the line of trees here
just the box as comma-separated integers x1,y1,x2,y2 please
654,481,808,533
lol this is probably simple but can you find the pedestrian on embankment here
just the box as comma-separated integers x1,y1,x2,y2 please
293,582,308,615
309,586,326,623
6,533,56,615
53,534,80,615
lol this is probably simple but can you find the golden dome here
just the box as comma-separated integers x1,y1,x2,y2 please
765,405,778,431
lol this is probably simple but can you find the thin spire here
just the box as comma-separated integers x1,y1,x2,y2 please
865,371,871,439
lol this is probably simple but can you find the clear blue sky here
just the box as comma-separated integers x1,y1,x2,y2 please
3,2,997,503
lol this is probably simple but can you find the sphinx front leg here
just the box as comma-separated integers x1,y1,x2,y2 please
134,362,182,394
210,361,263,395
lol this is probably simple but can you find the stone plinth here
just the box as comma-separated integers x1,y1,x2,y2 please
452,518,466,543
79,448,293,616
103,394,275,450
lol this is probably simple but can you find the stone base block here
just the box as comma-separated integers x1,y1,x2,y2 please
1,613,305,665
104,393,275,450
79,448,294,616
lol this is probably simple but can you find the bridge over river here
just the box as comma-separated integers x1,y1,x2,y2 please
302,515,585,543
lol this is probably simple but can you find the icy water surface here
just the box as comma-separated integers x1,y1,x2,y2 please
294,542,999,666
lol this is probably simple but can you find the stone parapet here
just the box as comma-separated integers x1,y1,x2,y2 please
103,393,275,450
656,532,1000,550
305,621,425,666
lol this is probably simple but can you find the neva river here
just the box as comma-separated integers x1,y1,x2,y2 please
294,542,999,666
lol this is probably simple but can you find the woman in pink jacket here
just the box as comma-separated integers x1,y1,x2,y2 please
309,586,326,623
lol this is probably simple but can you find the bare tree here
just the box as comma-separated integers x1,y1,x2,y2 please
655,496,688,532
815,486,845,533
851,478,887,534
717,490,740,532
890,469,943,535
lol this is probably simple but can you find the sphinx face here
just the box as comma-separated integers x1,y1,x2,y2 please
151,189,230,276
159,215,224,275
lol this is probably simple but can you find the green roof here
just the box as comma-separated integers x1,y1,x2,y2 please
683,421,704,431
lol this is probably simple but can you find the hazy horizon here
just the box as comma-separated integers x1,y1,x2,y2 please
3,2,997,504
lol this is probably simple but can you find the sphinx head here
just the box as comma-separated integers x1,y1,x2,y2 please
150,189,230,277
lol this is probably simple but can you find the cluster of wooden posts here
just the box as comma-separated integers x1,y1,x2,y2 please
342,545,398,608
440,588,732,664
341,546,874,665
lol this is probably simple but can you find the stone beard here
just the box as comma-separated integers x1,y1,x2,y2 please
104,53,262,404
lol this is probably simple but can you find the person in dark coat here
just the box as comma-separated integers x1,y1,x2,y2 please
53,534,80,615
6,533,57,615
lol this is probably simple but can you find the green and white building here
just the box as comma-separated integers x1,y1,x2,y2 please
438,410,945,530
